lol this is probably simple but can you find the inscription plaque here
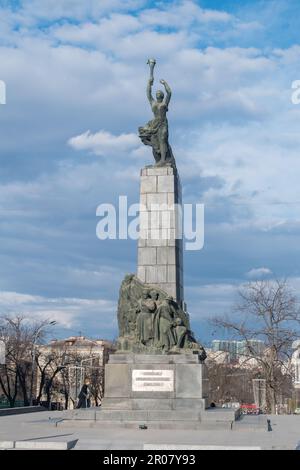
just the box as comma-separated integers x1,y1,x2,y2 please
132,369,174,392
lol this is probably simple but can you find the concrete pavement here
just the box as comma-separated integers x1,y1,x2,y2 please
0,410,299,450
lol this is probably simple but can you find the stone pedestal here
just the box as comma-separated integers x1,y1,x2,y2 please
102,353,208,412
137,165,184,306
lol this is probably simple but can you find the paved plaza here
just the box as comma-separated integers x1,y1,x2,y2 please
0,410,299,450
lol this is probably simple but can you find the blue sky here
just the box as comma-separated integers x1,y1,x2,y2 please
0,0,300,346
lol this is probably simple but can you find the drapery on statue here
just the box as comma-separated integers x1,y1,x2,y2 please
138,58,175,166
116,274,206,360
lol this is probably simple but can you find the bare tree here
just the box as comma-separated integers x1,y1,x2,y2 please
34,350,67,407
207,361,255,405
0,316,56,407
212,280,300,413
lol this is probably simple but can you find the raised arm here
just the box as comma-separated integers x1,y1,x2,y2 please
160,79,171,107
147,78,154,105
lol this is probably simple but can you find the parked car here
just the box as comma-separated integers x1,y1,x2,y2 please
240,403,260,415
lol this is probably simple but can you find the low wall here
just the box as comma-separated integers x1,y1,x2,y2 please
0,406,46,417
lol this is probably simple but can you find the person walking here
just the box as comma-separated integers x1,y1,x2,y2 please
76,379,91,409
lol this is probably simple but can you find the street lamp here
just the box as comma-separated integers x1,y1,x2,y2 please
29,320,56,407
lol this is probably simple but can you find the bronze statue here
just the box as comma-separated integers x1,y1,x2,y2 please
139,58,175,166
116,274,206,358
153,297,177,352
136,290,156,345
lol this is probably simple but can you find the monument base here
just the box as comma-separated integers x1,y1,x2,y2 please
101,353,208,413
63,354,240,429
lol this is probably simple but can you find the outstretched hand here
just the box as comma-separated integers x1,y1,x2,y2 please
160,79,166,85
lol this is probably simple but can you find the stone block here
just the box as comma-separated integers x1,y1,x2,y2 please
156,246,168,264
139,194,147,208
175,364,206,399
156,247,177,265
138,237,146,247
145,265,167,283
149,211,161,229
146,193,168,208
15,440,77,450
161,210,175,229
137,266,146,282
158,282,177,298
132,398,173,410
138,247,156,265
139,212,149,230
174,398,206,410
145,237,168,247
167,192,175,205
100,398,132,409
157,175,175,193
108,354,135,363
167,265,176,283
0,441,14,449
149,228,168,240
147,167,169,176
105,363,130,398
140,175,157,193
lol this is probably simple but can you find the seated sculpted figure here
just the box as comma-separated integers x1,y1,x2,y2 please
136,290,156,345
153,296,177,352
174,317,188,348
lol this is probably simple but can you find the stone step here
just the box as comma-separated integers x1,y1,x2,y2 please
67,409,202,422
0,439,78,450
201,409,240,422
58,420,232,431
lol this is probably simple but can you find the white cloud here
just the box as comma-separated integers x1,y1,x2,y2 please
246,267,273,279
0,290,116,331
140,1,232,28
68,129,141,157
4,0,145,26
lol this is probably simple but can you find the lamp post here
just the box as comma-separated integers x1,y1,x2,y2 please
29,320,56,407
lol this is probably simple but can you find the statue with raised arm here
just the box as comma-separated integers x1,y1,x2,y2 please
138,59,175,166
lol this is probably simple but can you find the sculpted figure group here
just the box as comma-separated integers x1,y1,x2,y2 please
136,289,189,351
117,274,206,359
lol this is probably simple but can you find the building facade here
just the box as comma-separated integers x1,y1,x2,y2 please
36,336,116,409
212,339,264,361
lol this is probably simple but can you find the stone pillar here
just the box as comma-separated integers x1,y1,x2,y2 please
137,165,184,306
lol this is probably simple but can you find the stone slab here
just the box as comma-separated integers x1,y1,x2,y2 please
201,409,240,422
144,444,261,450
108,353,202,364
140,175,157,193
104,363,130,398
0,441,14,449
132,369,174,392
176,363,206,399
14,439,78,450
101,397,207,411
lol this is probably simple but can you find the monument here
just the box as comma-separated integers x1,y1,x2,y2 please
101,60,210,424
